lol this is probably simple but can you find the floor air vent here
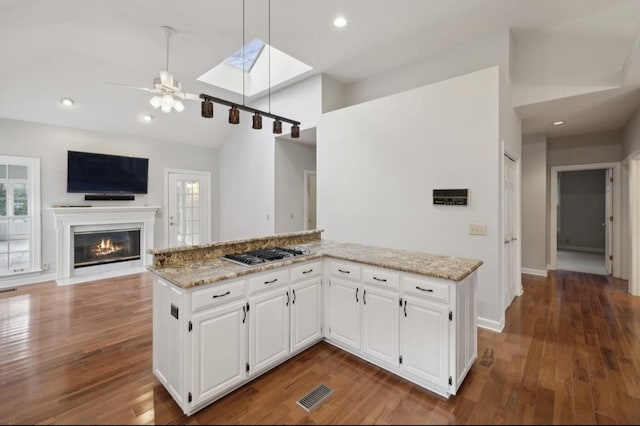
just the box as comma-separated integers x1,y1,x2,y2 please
296,384,333,412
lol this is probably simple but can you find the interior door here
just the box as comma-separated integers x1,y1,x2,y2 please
503,155,517,308
167,171,210,247
605,168,613,275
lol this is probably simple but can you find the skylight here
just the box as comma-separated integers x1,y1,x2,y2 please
198,40,313,98
224,39,265,73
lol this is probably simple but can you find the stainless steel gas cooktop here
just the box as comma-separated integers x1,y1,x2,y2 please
221,246,312,267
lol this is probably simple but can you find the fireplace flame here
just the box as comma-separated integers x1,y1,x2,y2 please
94,238,123,256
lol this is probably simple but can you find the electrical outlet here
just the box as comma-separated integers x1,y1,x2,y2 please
42,263,50,271
469,224,487,236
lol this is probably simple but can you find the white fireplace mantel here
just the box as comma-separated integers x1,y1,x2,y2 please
49,205,160,284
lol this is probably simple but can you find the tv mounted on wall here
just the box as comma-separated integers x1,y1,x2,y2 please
67,150,149,194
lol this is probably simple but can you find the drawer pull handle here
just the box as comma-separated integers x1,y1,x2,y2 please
212,291,231,299
416,286,434,293
355,288,359,302
363,289,367,305
404,300,407,317
338,269,350,274
286,290,290,307
242,305,247,323
302,269,314,274
264,278,278,284
292,289,296,304
373,276,387,282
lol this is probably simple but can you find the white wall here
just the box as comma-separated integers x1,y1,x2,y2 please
318,67,503,329
218,75,322,241
344,30,509,108
521,134,547,273
623,104,640,158
274,139,316,233
0,117,220,278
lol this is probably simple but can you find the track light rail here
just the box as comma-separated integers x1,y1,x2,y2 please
199,94,300,126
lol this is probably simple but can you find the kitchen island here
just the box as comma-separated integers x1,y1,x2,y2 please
149,230,482,415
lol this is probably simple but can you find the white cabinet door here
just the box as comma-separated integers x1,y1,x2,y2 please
191,299,247,406
290,278,322,353
249,287,290,375
401,295,449,388
362,285,399,367
328,278,361,350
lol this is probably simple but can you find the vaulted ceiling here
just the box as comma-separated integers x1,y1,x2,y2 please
1,0,639,148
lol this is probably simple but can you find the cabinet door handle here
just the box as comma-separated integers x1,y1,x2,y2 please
338,269,350,274
302,269,313,274
373,276,387,282
355,288,359,302
264,278,278,284
286,290,290,307
212,291,231,299
404,300,407,317
416,286,434,293
292,289,296,304
363,289,367,305
242,305,247,324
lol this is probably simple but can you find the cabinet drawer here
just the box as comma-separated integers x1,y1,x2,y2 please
362,267,399,290
192,280,245,312
291,261,321,282
329,262,361,281
402,276,449,304
249,269,290,294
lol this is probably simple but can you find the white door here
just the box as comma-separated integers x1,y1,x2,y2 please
328,278,361,350
290,278,322,353
167,171,210,247
191,300,247,405
249,288,290,375
503,155,517,308
361,285,399,367
401,295,449,388
304,171,317,230
605,168,613,275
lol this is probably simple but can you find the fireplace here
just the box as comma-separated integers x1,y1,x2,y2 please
73,228,141,268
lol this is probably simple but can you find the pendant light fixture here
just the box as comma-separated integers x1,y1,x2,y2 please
199,0,300,137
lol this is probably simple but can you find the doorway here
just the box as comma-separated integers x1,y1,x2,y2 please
556,169,609,275
164,169,211,248
549,162,620,275
503,154,519,308
304,170,317,230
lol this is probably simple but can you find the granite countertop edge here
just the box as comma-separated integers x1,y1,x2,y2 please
147,240,483,289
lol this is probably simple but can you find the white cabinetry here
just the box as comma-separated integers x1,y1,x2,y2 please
249,285,290,375
324,261,477,398
401,295,448,388
362,284,399,367
191,299,247,405
290,261,323,353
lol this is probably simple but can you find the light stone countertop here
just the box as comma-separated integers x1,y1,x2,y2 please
147,239,483,289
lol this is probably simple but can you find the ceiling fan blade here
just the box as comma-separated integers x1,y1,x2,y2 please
174,92,200,101
160,70,174,88
105,81,152,92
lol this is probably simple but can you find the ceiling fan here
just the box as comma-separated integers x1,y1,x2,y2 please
107,26,199,113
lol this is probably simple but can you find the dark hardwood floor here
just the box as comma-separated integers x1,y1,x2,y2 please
1,270,639,424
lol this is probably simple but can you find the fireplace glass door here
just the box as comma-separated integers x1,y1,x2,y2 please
74,228,141,268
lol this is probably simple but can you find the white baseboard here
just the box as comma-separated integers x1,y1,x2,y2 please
56,267,147,286
478,316,504,332
521,267,548,277
557,245,605,254
547,263,554,271
0,272,57,289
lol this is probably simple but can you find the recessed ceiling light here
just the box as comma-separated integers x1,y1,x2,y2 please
333,16,347,28
552,120,565,126
142,114,154,123
59,97,75,108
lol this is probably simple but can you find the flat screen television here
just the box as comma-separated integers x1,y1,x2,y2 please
67,150,149,194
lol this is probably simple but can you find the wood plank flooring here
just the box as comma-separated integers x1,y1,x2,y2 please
1,270,639,424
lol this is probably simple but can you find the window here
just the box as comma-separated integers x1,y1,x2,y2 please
0,156,40,276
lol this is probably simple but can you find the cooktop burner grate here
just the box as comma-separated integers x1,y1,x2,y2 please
221,246,312,267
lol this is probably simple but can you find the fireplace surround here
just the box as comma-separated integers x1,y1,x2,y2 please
49,206,160,285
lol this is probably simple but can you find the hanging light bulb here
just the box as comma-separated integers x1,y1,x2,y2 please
201,100,213,118
161,94,173,113
291,124,300,138
252,112,262,129
149,95,162,109
173,100,185,113
229,105,240,124
273,119,282,134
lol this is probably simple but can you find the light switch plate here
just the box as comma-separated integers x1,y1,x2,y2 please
469,223,487,236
